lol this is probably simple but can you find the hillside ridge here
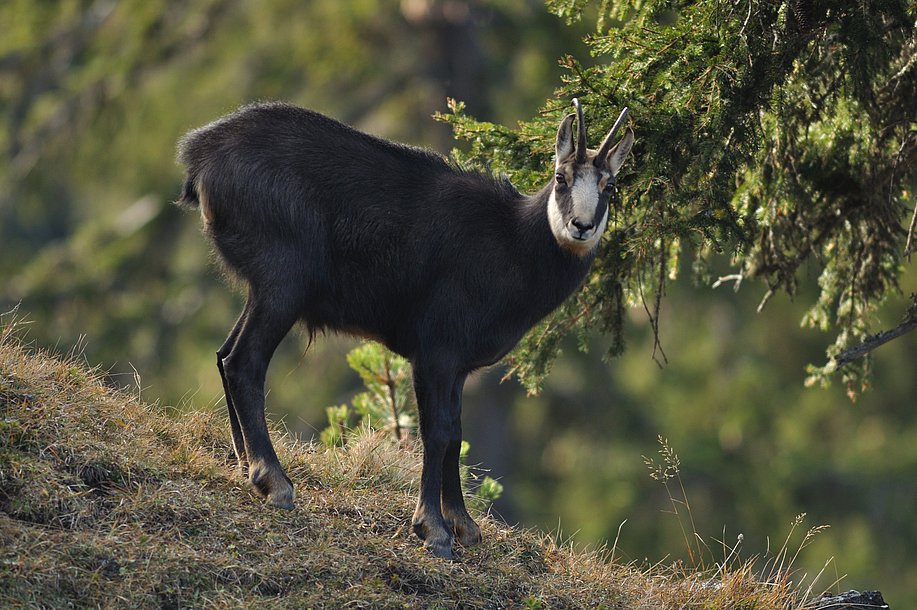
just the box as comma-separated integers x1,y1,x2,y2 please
0,330,882,609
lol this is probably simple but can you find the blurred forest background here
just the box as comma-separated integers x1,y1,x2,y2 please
2,0,916,605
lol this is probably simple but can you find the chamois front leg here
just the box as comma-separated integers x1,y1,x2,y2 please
411,360,458,559
440,375,482,547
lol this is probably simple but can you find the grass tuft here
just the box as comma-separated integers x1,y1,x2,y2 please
0,320,833,608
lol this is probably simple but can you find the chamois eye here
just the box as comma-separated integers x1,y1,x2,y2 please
555,173,566,185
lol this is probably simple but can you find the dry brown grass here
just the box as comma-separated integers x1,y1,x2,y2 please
0,320,822,609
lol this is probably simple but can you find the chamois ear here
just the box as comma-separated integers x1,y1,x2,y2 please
555,113,576,170
604,128,635,176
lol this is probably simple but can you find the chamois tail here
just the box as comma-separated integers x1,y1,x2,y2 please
175,175,200,209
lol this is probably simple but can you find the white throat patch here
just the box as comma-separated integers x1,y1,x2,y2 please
547,189,567,245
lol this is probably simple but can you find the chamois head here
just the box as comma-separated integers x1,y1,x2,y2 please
549,99,634,255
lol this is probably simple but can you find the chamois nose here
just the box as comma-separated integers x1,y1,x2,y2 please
571,218,594,233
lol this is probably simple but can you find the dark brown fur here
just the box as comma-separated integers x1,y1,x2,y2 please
176,101,632,559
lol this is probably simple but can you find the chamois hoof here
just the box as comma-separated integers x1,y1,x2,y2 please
267,488,295,510
250,463,295,510
451,515,482,547
425,537,455,560
412,517,456,560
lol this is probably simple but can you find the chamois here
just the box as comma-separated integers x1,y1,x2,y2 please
176,99,634,559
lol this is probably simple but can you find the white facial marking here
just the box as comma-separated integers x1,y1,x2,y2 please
548,189,567,243
571,166,600,222
547,167,608,256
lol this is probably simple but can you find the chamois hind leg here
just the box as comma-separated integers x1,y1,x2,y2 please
411,359,459,559
221,287,300,509
217,300,251,472
440,374,482,547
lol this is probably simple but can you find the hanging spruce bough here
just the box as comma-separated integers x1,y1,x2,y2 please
439,0,916,397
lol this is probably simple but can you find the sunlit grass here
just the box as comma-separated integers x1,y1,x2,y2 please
1,316,840,608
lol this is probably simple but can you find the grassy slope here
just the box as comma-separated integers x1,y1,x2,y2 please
0,331,807,610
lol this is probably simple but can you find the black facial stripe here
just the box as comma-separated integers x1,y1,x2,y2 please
592,193,608,226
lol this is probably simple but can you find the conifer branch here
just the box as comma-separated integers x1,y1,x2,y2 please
383,354,402,444
906,199,917,261
831,294,917,369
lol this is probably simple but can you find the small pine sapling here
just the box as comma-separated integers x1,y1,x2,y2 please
320,343,503,508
